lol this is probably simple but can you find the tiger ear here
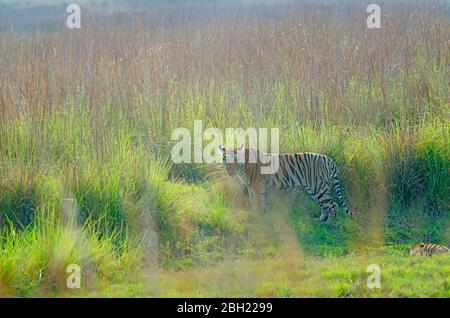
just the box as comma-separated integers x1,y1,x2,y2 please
235,145,245,156
217,145,225,154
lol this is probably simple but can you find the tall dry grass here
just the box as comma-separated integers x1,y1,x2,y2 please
0,1,448,129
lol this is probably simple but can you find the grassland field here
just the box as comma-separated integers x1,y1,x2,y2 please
0,0,449,297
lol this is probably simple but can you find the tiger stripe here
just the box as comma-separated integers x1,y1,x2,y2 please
220,147,351,223
410,243,449,256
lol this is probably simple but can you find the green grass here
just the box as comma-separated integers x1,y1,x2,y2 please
102,252,449,298
0,99,448,297
0,88,448,297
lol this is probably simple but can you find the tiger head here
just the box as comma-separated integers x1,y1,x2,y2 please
218,145,246,177
410,243,426,256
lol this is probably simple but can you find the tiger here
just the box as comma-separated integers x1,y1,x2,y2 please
410,243,449,256
218,145,351,223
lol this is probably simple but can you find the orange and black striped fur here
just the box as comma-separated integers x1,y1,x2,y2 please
219,146,351,223
410,243,449,256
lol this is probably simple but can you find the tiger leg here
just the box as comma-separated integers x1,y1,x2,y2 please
317,187,338,223
304,187,329,222
247,186,257,210
318,209,329,222
259,182,267,212
325,202,338,224
251,181,266,212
